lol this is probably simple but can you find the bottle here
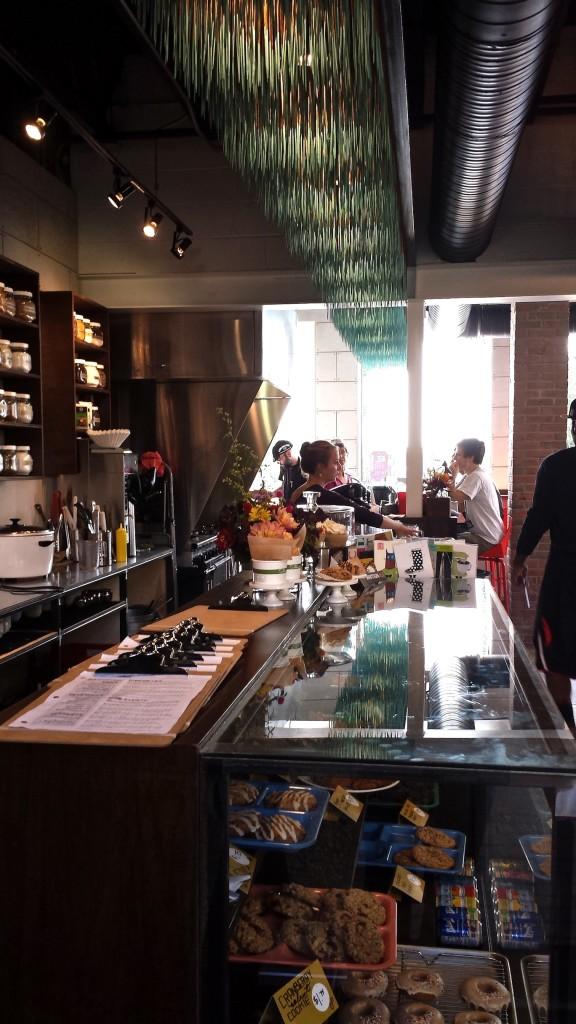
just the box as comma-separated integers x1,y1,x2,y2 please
115,523,128,562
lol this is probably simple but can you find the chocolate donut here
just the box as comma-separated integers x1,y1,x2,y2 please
339,997,390,1024
394,1003,444,1024
396,968,445,999
454,1013,502,1024
460,977,511,1013
341,971,389,999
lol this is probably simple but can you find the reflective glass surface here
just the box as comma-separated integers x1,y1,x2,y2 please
203,580,576,776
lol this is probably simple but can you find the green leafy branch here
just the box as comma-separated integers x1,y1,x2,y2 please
217,407,260,501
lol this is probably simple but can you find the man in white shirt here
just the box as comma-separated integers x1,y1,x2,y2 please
448,438,504,552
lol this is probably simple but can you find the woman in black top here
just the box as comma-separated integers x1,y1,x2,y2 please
290,440,418,538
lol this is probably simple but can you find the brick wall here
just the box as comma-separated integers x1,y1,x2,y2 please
509,301,569,646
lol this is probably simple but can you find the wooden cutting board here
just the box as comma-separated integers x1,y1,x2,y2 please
142,604,288,637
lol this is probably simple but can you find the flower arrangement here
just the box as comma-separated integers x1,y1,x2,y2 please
423,461,452,498
217,492,304,564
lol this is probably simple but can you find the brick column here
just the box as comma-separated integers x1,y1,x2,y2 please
509,300,569,648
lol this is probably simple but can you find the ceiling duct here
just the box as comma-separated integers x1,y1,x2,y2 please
429,0,566,262
427,303,472,336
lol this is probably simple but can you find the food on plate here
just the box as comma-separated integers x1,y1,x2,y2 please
240,895,268,919
396,967,445,1000
228,811,261,837
280,882,321,906
454,1013,502,1024
394,848,418,867
265,788,318,812
533,983,548,1011
340,969,389,999
314,776,398,791
339,996,390,1024
415,826,457,849
530,835,551,855
394,1003,444,1024
342,917,385,964
268,893,317,920
228,781,260,806
343,558,368,577
231,915,275,954
228,811,306,844
460,976,511,1013
317,565,354,581
321,888,387,925
411,845,455,870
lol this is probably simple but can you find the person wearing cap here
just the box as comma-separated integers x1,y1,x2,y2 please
272,439,306,502
512,400,576,734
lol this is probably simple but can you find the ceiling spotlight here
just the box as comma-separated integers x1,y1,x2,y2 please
24,113,55,142
171,228,192,259
107,176,143,209
143,206,163,238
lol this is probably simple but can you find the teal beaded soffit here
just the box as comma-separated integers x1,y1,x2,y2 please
134,0,408,367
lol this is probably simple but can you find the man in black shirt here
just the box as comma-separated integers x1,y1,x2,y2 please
272,439,306,502
512,400,576,733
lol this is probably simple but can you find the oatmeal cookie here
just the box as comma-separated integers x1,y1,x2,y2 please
412,844,455,870
321,888,386,925
343,917,385,964
280,919,313,957
233,915,275,954
394,848,418,867
240,895,268,919
280,882,320,907
415,826,456,849
268,893,317,920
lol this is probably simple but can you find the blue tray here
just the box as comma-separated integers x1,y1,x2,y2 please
519,835,552,881
358,823,466,875
229,784,329,851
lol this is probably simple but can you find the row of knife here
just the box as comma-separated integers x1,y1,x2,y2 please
35,493,137,565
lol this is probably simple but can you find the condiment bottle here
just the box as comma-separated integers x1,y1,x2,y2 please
115,524,128,562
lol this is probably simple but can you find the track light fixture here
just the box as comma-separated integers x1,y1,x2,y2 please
24,113,56,142
171,227,192,259
107,173,143,209
143,205,163,238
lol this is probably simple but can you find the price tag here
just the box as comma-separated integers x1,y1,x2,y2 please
399,799,429,827
329,786,363,822
273,960,338,1024
228,845,257,895
392,866,425,903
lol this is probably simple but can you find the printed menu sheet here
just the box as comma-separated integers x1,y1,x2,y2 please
8,671,212,735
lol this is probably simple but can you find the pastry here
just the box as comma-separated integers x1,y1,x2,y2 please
533,983,548,1012
228,811,261,837
232,915,275,954
530,836,551,855
339,997,390,1023
343,917,385,964
454,1013,502,1024
394,1004,444,1024
268,893,316,920
396,968,444,999
266,789,318,811
394,848,418,867
340,971,389,999
460,977,511,1013
279,882,321,907
257,814,306,843
416,826,456,849
412,845,455,870
228,781,260,806
317,565,354,581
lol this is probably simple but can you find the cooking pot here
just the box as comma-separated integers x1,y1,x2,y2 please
0,518,55,578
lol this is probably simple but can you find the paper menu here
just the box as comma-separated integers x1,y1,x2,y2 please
8,671,212,736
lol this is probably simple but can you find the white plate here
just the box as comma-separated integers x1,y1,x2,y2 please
315,575,356,587
299,776,401,794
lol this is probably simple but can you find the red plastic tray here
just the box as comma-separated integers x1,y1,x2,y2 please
230,885,397,971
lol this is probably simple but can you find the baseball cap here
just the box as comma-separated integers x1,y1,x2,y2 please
568,399,576,419
272,439,292,460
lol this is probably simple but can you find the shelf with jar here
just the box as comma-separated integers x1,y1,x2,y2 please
40,291,111,474
0,255,43,477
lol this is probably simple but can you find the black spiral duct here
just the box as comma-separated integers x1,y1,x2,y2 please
430,0,566,262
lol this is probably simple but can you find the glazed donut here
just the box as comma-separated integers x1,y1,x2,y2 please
394,1003,444,1024
454,1013,502,1024
533,983,548,1012
341,971,389,999
396,969,445,999
460,977,511,1013
339,997,390,1024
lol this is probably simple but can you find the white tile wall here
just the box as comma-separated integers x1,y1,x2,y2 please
316,321,349,352
315,352,337,381
337,411,357,438
314,318,360,475
316,381,357,411
315,411,337,438
336,351,358,381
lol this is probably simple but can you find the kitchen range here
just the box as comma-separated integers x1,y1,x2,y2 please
177,523,236,603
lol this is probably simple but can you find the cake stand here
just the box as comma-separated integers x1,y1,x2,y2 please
248,580,286,607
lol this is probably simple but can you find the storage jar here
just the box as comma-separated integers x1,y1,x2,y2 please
0,282,5,314
13,291,36,322
0,340,12,369
15,393,33,424
0,445,17,474
85,361,100,387
4,391,17,421
96,363,107,388
14,446,33,475
0,389,7,421
91,404,101,429
75,401,92,429
74,313,85,342
10,342,31,373
83,319,93,344
74,358,88,384
4,288,15,318
91,322,103,346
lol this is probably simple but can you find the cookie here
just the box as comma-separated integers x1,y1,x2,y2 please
228,811,261,837
228,781,260,806
303,921,334,959
343,917,385,964
412,844,455,870
280,883,321,907
394,848,418,867
257,814,306,843
530,836,551,855
416,826,456,849
233,915,275,954
280,919,313,956
321,889,386,925
268,893,316,920
266,789,318,812
240,895,268,919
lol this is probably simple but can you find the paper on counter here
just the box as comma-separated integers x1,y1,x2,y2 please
9,671,212,735
117,636,147,650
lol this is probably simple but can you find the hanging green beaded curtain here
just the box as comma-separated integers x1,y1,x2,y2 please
134,0,407,367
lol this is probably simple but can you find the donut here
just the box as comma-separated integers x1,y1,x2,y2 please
341,971,389,999
533,983,548,1011
394,1003,444,1024
396,968,445,999
460,977,511,1013
339,997,390,1024
454,1013,502,1024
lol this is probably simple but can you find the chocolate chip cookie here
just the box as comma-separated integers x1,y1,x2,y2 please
415,826,456,849
412,844,455,870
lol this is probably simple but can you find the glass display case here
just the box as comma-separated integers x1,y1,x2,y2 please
199,580,576,1024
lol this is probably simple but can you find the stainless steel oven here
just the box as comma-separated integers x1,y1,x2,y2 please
176,529,236,605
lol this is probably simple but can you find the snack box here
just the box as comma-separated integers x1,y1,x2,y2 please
229,884,397,971
358,823,466,875
519,835,552,881
228,784,329,851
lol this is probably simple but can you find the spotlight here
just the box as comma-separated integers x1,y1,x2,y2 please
171,228,192,259
143,206,163,238
24,113,55,142
107,176,142,209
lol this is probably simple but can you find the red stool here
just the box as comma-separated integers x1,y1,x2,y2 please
478,518,512,610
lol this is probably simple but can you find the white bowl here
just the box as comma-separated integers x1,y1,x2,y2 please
86,429,131,449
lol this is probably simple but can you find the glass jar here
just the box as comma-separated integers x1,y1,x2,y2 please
0,445,17,475
0,389,7,421
14,446,33,475
84,361,100,387
75,401,92,429
74,313,85,342
91,322,103,347
4,288,15,318
0,340,12,369
74,358,88,384
4,391,17,421
0,282,5,314
91,404,101,429
10,342,31,373
15,393,33,424
13,290,36,322
96,363,107,388
83,319,93,344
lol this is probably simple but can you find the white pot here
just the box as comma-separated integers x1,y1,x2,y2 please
0,523,55,578
286,555,303,582
252,558,287,586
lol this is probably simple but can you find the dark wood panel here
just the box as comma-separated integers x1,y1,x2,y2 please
40,291,77,474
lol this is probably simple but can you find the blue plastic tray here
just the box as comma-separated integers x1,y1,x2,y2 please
358,823,466,875
519,835,552,881
229,784,329,851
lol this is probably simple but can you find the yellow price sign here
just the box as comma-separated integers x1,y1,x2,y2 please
329,785,363,822
399,799,429,827
392,866,425,903
273,960,338,1024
